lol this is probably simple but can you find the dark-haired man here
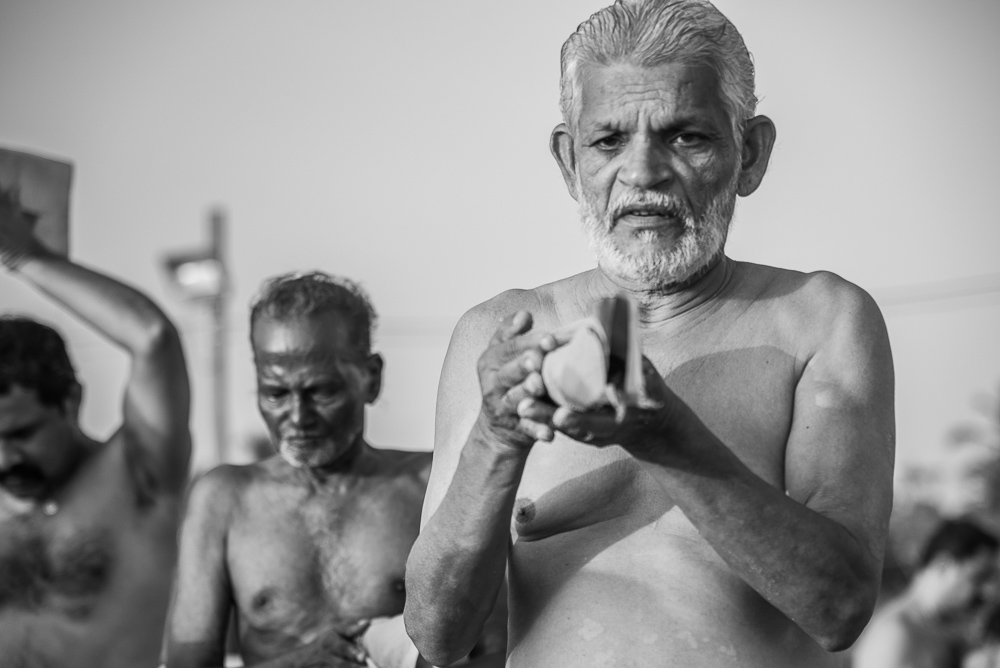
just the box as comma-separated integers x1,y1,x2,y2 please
0,188,191,665
405,1,895,667
854,520,999,668
166,272,505,668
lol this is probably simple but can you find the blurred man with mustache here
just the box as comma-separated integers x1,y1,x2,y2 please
0,187,191,666
405,1,895,666
166,272,505,668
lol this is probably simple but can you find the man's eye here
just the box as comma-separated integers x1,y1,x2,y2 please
673,132,704,147
312,386,342,401
260,389,287,402
592,135,624,152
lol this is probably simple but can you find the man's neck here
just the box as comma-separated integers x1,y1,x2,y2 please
588,253,735,325
297,437,375,486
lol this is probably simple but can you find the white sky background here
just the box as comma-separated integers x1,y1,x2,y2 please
1,0,998,473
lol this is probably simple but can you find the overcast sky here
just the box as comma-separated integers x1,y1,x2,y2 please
2,0,998,473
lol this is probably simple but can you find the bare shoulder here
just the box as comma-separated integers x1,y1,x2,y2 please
371,448,434,486
454,288,547,347
450,272,589,355
738,263,887,349
183,461,259,529
750,263,881,319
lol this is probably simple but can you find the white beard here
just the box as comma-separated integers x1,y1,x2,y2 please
578,171,739,289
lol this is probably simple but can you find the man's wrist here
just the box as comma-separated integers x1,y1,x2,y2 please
3,243,54,273
471,411,535,460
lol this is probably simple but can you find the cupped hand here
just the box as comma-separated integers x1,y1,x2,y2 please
477,311,560,449
517,356,676,458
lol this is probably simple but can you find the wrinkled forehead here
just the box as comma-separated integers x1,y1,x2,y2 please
576,62,728,130
251,314,362,369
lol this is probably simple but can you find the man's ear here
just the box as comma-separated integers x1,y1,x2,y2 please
363,353,384,403
550,123,581,202
737,115,776,197
62,382,83,424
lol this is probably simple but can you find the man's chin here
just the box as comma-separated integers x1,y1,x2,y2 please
278,441,349,470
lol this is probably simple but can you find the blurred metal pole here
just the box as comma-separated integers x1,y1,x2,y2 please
161,206,231,468
209,208,229,464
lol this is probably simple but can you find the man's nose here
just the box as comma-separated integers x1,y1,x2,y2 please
288,395,314,427
617,138,673,190
0,444,23,469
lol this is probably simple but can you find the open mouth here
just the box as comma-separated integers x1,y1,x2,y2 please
0,464,47,497
612,201,686,227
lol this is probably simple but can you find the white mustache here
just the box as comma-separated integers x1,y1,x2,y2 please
607,191,691,224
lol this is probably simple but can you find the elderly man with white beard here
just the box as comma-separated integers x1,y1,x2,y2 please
404,1,895,667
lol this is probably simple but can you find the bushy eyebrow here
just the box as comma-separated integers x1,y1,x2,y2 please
253,349,360,367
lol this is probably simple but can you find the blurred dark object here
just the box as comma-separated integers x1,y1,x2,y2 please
0,146,72,256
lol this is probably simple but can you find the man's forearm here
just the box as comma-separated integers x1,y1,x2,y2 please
642,420,881,651
15,253,179,355
406,419,527,667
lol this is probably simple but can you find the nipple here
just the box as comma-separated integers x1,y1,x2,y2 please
514,498,536,526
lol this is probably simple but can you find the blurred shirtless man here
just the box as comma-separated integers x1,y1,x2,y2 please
0,187,192,665
405,1,895,666
167,272,505,668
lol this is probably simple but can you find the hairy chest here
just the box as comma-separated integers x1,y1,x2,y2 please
227,480,422,635
0,516,113,618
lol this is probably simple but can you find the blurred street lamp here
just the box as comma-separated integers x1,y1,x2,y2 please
162,208,230,466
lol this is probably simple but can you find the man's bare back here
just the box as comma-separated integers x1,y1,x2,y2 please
182,448,430,665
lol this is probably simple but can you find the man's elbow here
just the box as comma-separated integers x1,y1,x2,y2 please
135,314,183,357
404,601,467,667
812,576,879,652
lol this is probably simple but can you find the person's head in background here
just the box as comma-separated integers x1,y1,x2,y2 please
914,519,1000,625
249,271,383,471
0,316,86,500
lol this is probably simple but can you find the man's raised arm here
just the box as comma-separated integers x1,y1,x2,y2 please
405,304,553,667
0,194,191,498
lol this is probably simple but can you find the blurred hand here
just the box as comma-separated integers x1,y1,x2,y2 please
298,620,370,667
0,185,47,270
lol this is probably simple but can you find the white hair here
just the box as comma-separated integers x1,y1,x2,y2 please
559,0,757,141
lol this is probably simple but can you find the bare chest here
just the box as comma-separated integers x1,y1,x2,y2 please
0,514,113,619
516,318,801,533
227,479,423,640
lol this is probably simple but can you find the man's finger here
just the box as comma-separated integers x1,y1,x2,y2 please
341,619,370,638
517,417,554,442
492,351,544,392
496,371,547,416
489,310,533,347
517,397,557,425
